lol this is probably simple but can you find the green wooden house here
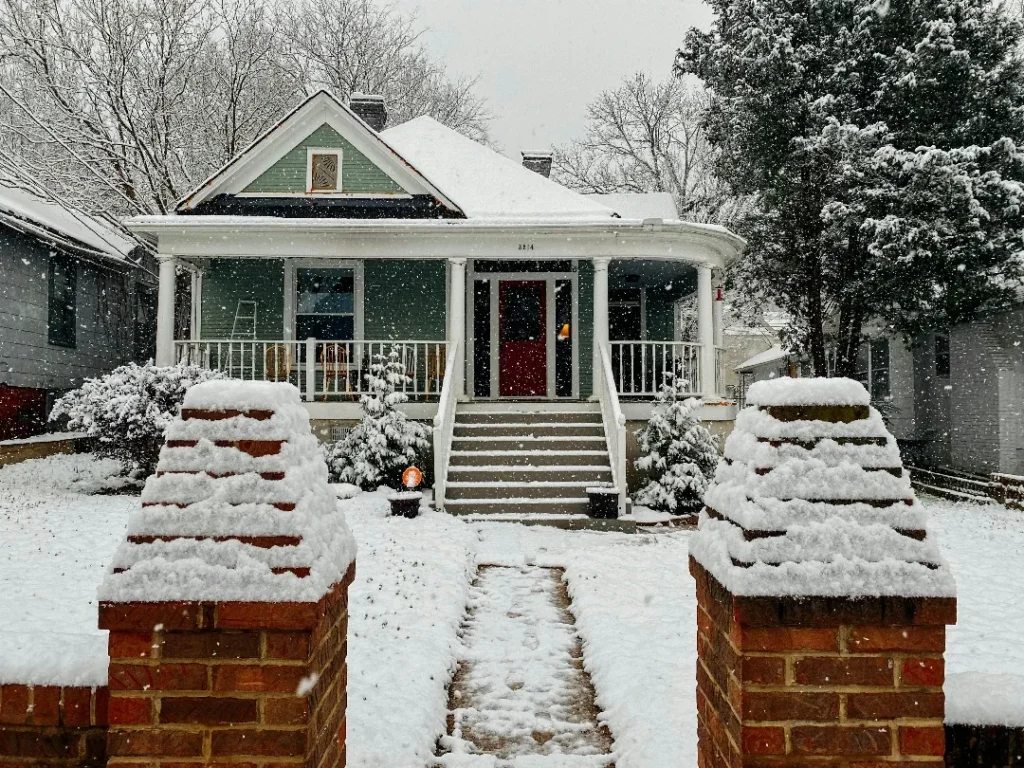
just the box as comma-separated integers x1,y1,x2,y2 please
127,91,744,520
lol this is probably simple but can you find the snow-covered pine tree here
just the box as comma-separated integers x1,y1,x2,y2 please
633,378,719,514
325,350,431,490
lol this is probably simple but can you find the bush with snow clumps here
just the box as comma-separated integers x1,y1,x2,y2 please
634,379,719,514
325,351,431,490
50,362,224,477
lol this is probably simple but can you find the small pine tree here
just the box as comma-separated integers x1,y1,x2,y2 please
325,350,431,490
633,379,719,514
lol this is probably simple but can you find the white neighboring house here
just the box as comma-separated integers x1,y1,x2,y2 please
0,180,155,440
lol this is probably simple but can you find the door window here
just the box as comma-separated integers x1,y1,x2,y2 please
502,285,542,341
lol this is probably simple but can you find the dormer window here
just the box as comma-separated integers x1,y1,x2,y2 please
307,148,342,193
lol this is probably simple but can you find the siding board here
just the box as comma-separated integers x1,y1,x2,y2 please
200,259,285,339
364,260,446,339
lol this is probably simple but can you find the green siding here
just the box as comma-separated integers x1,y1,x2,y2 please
645,293,676,341
578,260,594,397
244,124,405,194
201,259,284,338
364,260,446,339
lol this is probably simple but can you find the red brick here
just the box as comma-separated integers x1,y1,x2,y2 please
213,664,306,694
740,656,786,685
108,696,153,725
847,691,944,720
901,657,944,687
30,686,61,725
231,440,284,458
794,656,894,686
99,602,207,632
109,632,157,660
0,684,29,724
848,626,945,653
791,726,891,756
899,726,945,756
107,728,205,757
61,686,94,727
161,631,260,660
216,602,318,630
741,726,785,755
210,728,306,757
108,663,208,692
263,697,309,725
743,691,840,722
0,728,76,758
159,696,258,724
735,627,838,652
850,762,944,768
264,632,311,660
94,686,110,726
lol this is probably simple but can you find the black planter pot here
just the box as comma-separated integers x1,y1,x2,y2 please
587,487,619,519
389,491,422,518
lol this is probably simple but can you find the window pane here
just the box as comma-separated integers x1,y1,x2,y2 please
555,279,572,397
296,314,353,340
48,257,77,348
502,285,542,342
935,334,950,377
473,281,491,398
297,269,353,314
870,338,890,370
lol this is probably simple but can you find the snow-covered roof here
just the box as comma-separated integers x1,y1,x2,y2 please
734,344,790,372
585,192,678,220
381,117,617,220
0,180,136,263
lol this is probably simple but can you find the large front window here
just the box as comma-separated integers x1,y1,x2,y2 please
296,267,354,339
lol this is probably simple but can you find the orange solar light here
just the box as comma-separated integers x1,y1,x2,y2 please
402,466,423,489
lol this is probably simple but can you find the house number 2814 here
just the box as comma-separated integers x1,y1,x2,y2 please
518,243,534,251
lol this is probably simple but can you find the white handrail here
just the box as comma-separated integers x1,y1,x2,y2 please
597,342,628,517
432,340,462,511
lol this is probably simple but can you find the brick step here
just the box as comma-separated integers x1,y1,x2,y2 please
449,450,609,467
453,423,605,438
448,466,612,484
445,481,595,500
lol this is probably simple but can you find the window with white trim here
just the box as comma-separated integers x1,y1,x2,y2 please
296,268,355,339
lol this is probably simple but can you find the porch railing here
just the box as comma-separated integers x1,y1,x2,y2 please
174,339,447,401
596,343,628,517
432,340,462,511
609,341,702,397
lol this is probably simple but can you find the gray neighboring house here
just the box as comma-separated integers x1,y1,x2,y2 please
733,309,1024,477
0,181,157,439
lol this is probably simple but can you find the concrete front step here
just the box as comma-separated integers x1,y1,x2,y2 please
452,436,607,452
457,411,602,425
446,481,596,500
453,423,605,438
448,466,612,484
449,450,610,467
459,513,636,533
445,498,592,516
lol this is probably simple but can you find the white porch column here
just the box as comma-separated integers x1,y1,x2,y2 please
156,254,177,366
697,265,715,396
448,257,467,396
592,257,610,395
712,269,724,348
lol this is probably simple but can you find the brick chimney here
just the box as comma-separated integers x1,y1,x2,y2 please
349,93,388,131
521,151,553,178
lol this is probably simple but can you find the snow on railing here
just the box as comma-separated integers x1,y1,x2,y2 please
609,341,701,397
174,339,447,401
597,343,628,517
432,340,462,511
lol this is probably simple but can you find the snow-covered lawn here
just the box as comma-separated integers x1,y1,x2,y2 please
1,454,1023,766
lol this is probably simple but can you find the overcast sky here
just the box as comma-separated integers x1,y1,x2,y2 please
390,0,715,159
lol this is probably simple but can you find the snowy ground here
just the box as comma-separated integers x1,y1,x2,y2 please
1,455,1023,766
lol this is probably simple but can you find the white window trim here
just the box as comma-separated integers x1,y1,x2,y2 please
283,259,364,342
306,148,344,194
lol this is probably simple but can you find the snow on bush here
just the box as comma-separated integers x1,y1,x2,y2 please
633,381,718,514
325,351,431,490
49,362,224,477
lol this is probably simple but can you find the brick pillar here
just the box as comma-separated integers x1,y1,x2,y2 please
692,380,957,767
692,560,954,767
100,567,353,768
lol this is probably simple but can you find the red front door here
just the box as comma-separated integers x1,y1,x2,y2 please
499,280,547,396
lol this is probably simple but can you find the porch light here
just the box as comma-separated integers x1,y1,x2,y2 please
558,323,570,340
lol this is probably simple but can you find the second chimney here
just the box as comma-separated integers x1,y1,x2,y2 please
522,150,553,178
350,93,388,132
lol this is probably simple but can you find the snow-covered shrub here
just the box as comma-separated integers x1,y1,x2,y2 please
325,350,431,490
634,379,719,514
50,362,224,477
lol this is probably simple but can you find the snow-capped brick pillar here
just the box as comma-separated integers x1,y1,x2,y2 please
690,377,956,767
96,381,357,768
